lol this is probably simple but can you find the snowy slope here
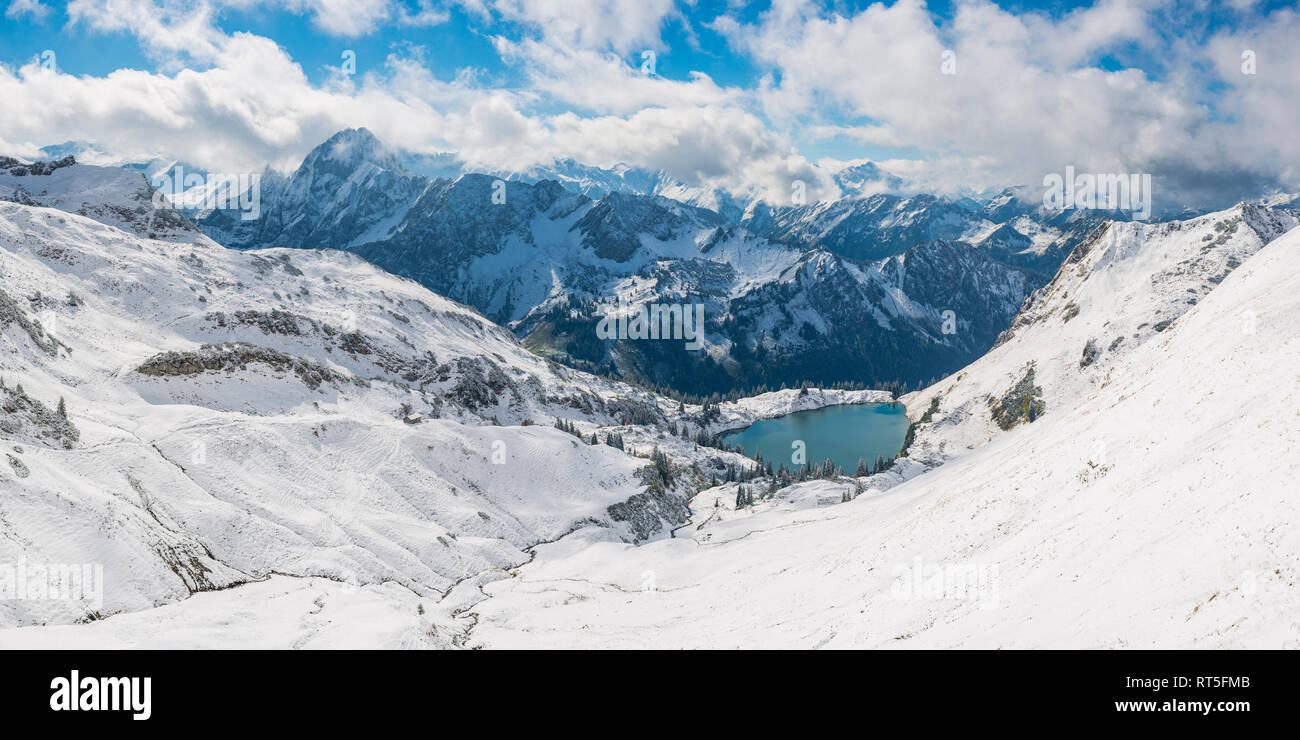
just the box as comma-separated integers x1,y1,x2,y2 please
0,156,199,240
5,179,1297,647
0,576,441,649
901,203,1298,465
447,218,1300,649
18,209,1295,649
0,196,731,629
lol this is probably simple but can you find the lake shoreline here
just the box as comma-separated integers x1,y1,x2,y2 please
719,399,911,473
704,387,899,436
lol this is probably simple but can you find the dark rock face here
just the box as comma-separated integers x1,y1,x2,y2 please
713,240,1033,391
209,308,317,337
746,191,1106,278
349,175,588,316
136,342,360,390
0,155,76,176
202,310,441,385
448,356,517,411
990,364,1046,430
573,192,724,262
1080,338,1100,368
85,191,198,239
6,453,30,478
607,488,691,543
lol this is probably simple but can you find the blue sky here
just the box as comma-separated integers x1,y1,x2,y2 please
1,1,1297,210
3,2,1280,84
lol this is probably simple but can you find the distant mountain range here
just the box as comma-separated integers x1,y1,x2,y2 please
178,128,1104,395
3,139,1299,648
22,130,1294,396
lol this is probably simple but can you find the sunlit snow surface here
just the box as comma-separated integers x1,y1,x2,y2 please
2,166,1298,648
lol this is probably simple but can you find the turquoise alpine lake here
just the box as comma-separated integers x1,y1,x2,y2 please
721,402,909,472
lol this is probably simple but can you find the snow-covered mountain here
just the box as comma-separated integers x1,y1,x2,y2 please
0,170,791,630
6,180,1296,647
190,130,1046,394
744,193,988,261
828,160,906,196
741,189,1109,278
22,131,1127,396
712,239,1031,389
0,155,199,240
435,206,1300,648
497,158,746,222
901,202,1298,465
195,129,424,254
455,218,1300,648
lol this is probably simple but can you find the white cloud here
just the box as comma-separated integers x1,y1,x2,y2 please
282,0,454,35
492,37,735,115
6,0,51,21
543,105,833,203
4,0,1295,211
396,0,451,27
66,0,231,63
0,22,819,204
287,0,394,35
714,0,1294,208
65,0,454,49
490,0,679,54
1199,6,1300,192
806,123,908,150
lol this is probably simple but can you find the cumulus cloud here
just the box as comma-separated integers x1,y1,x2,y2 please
2,0,1295,211
0,22,820,204
720,1,1187,189
717,0,1296,208
1201,6,1300,190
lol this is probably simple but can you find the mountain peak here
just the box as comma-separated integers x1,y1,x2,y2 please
303,127,402,174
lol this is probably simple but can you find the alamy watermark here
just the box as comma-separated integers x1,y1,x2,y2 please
890,557,1000,610
0,558,104,611
50,670,151,720
595,300,705,350
1043,165,1152,221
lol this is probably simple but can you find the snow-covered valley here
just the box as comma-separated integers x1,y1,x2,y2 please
1,157,1298,650
461,215,1300,649
0,164,899,643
